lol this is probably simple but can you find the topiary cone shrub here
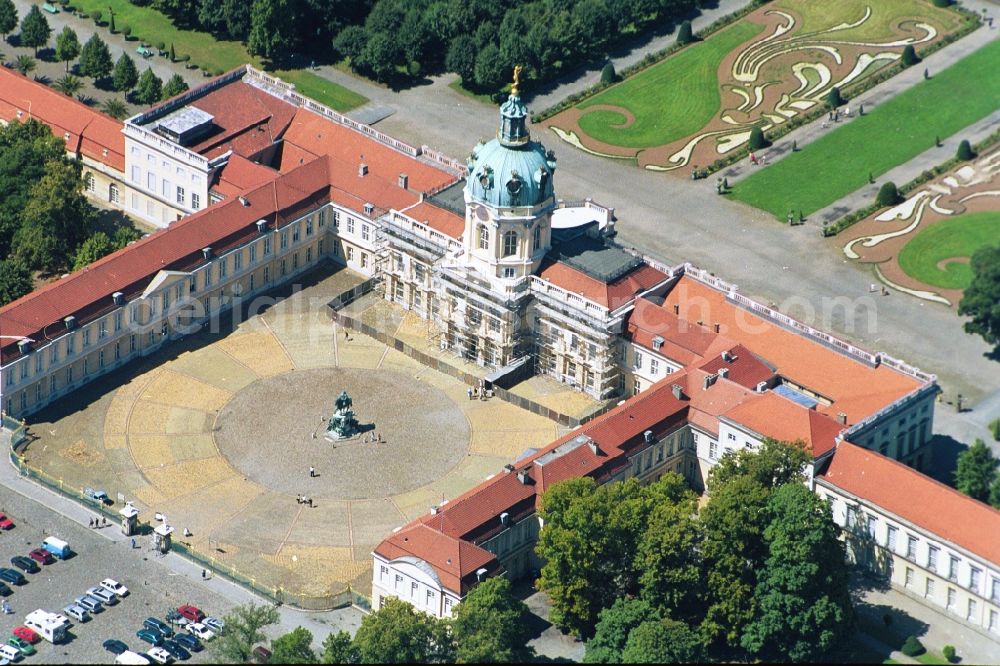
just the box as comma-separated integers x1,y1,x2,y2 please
876,182,901,207
943,645,956,663
826,86,845,108
901,636,925,657
748,126,768,151
600,62,616,84
902,45,920,67
677,20,693,45
957,139,976,161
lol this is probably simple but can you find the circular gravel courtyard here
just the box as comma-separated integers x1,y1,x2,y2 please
213,367,471,500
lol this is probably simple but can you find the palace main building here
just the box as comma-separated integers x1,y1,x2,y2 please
1,65,998,644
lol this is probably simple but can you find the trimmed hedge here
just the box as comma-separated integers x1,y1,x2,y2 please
901,636,925,657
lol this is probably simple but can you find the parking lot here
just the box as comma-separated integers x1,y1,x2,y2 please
0,486,235,664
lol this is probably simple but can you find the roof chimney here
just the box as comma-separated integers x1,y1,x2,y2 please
256,219,267,233
837,412,848,425
64,315,77,330
238,196,250,207
673,304,679,315
398,173,408,189
17,339,31,355
696,320,703,327
718,367,729,379
503,463,514,474
202,247,213,260
517,469,529,485
756,381,768,393
358,163,368,177
500,512,509,526
714,323,721,333
430,505,439,515
671,383,684,400
703,373,718,390
112,292,124,306
587,440,600,456
721,350,732,362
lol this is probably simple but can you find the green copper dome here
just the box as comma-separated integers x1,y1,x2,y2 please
466,92,557,209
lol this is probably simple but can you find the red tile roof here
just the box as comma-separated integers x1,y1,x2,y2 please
213,154,280,199
820,442,1000,565
536,261,666,308
723,391,843,457
282,108,458,194
399,201,465,239
698,343,776,390
627,298,731,366
0,67,125,171
176,81,297,160
374,524,500,594
661,277,924,424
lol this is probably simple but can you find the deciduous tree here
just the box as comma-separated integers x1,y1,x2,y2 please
352,597,453,663
954,439,997,502
584,597,658,664
211,602,279,664
0,258,32,307
72,231,115,270
320,630,358,664
451,576,535,663
741,483,852,661
622,619,704,664
958,245,1000,347
134,68,163,105
162,73,190,99
55,25,80,72
0,0,17,43
271,626,317,664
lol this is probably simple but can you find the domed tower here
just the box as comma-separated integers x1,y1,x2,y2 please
463,66,557,282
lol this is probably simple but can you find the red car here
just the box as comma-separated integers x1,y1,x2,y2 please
177,604,205,623
13,626,39,644
28,549,53,565
0,513,14,530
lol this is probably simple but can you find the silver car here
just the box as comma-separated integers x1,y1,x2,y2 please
63,604,90,622
75,595,104,613
87,586,119,606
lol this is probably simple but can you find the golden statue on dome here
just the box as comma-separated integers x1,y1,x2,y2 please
511,65,523,96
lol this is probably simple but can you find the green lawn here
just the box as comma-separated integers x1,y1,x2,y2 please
784,0,964,42
729,38,1000,218
67,0,367,111
898,211,1000,290
575,20,762,149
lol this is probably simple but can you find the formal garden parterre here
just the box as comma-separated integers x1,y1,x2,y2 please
837,145,1000,306
543,0,967,172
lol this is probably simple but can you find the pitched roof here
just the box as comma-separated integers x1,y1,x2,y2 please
282,108,458,194
374,524,500,594
399,201,465,239
626,298,731,366
723,391,843,457
213,154,281,199
698,343,776,389
820,442,1000,565
536,260,666,308
0,67,125,171
661,277,924,424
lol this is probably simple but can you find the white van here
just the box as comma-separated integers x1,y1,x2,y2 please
24,609,69,643
0,644,22,661
115,651,152,665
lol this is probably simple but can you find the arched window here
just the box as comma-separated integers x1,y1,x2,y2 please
84,172,96,192
109,183,120,204
502,230,517,257
533,225,542,252
478,225,489,250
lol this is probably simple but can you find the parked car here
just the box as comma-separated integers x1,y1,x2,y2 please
63,604,90,623
103,639,129,655
185,623,214,641
202,616,224,633
0,644,21,662
75,595,104,613
143,618,172,638
165,610,188,627
27,549,53,565
87,586,119,606
7,637,34,657
11,628,38,644
0,569,25,586
252,645,272,663
8,557,37,575
176,605,204,623
136,629,164,647
145,646,173,665
171,633,201,653
0,583,12,597
84,488,112,505
101,578,130,597
161,639,190,661
0,513,14,530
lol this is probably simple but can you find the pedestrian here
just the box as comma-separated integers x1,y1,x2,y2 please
201,569,207,579
308,498,313,507
88,519,93,528
131,537,136,549
344,328,349,340
103,517,108,527
821,121,828,129
309,466,315,478
183,527,191,537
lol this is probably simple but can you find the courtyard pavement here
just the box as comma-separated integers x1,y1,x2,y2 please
20,264,562,605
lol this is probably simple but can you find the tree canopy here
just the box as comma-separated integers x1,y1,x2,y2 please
352,597,454,663
55,26,80,72
958,244,1000,348
135,68,164,105
584,597,659,664
621,618,704,664
79,33,114,80
450,576,535,663
954,439,998,502
0,0,17,42
211,602,279,664
19,5,50,55
162,73,190,99
270,626,317,664
113,53,139,94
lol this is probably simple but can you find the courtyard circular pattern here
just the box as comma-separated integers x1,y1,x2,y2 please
213,367,471,500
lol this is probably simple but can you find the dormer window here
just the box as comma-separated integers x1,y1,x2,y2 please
505,173,522,206
478,166,493,190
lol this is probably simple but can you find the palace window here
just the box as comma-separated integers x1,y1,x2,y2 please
991,577,1000,604
533,224,541,251
361,224,370,241
293,225,300,242
968,599,977,621
109,183,120,204
502,230,517,257
949,555,959,582
263,236,272,255
990,610,999,633
925,577,935,599
887,525,897,550
928,545,939,571
234,252,243,271
280,231,289,250
191,193,200,209
306,219,314,236
970,567,981,592
176,186,185,205
906,534,917,560
709,441,718,460
650,359,659,375
250,244,257,263
947,588,956,611
85,172,95,192
866,515,877,539
478,225,489,250
905,567,914,587
347,218,355,234
318,210,325,227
